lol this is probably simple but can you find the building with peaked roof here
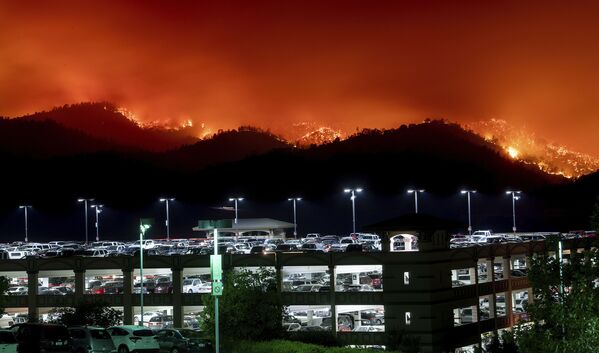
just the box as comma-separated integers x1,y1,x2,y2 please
191,218,295,237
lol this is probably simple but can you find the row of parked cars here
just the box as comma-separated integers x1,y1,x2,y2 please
282,270,383,292
284,310,385,333
449,230,597,249
0,323,212,353
83,274,214,296
0,233,383,260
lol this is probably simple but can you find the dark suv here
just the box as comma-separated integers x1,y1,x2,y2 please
14,323,72,353
155,328,212,353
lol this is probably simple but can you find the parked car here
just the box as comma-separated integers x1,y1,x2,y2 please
274,244,298,252
155,328,212,353
133,312,163,326
147,315,173,330
0,316,14,329
292,284,323,292
0,329,17,353
14,323,72,353
300,243,324,252
282,323,301,332
249,246,266,254
354,326,383,332
107,326,159,353
154,282,173,294
133,279,156,294
182,279,204,293
68,326,116,353
101,281,124,295
52,286,74,295
6,287,27,296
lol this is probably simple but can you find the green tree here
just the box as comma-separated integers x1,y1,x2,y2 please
200,267,283,344
515,237,599,353
590,195,599,232
0,276,10,318
49,300,123,327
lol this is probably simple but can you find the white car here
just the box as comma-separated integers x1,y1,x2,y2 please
133,312,162,326
182,279,204,293
354,326,384,332
232,243,250,254
0,329,17,353
7,251,29,260
107,325,159,353
6,287,27,296
0,316,14,329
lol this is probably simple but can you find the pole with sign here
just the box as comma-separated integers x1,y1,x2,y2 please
198,219,231,353
138,219,152,326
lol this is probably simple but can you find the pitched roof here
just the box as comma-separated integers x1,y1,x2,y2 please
192,218,294,232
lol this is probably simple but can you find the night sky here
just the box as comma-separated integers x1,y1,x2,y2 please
2,0,599,155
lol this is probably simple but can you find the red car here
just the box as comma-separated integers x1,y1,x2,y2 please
154,282,173,294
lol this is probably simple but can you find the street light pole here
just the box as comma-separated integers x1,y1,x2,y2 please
214,227,220,353
506,190,521,233
288,197,301,238
407,189,425,214
78,198,94,244
19,205,31,242
460,190,476,235
228,197,243,224
159,198,175,241
139,220,151,327
344,188,363,235
91,205,103,242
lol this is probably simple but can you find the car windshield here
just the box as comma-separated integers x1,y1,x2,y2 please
132,329,154,337
183,280,193,285
90,329,111,339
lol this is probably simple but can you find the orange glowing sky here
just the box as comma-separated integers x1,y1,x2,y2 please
1,0,599,155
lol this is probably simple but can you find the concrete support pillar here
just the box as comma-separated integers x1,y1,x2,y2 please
469,267,477,285
527,287,534,305
484,259,493,283
27,271,39,322
502,256,511,279
122,269,133,325
381,232,391,252
329,264,337,335
487,295,495,319
74,270,85,302
172,268,183,328
503,257,513,324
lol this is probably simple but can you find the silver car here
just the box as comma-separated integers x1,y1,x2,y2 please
68,326,116,353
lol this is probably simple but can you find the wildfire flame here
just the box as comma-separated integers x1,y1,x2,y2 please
506,146,520,159
468,119,599,179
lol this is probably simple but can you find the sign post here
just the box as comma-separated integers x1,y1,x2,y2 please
138,219,153,327
199,219,232,353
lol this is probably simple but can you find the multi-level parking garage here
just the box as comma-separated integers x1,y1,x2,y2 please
0,215,594,353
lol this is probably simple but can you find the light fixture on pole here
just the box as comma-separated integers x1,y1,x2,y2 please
506,190,522,233
19,205,32,243
460,190,477,235
138,220,152,327
287,197,302,238
228,197,243,224
344,188,363,235
77,198,94,244
159,198,175,241
90,204,103,242
407,189,425,214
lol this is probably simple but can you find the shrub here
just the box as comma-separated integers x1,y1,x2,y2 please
230,340,400,353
